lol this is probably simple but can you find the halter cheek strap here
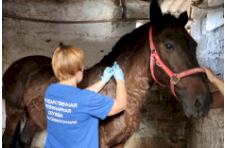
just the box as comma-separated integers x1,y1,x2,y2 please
149,26,206,98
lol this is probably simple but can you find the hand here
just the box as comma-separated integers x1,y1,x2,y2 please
113,62,125,82
202,67,218,84
101,67,114,83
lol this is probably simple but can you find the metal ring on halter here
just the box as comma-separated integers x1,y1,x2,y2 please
171,74,180,85
151,49,156,54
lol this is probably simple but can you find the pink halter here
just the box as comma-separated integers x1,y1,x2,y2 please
149,26,206,98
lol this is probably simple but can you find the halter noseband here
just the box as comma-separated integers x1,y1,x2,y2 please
149,26,206,98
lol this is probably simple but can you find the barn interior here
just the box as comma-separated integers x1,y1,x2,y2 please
2,0,224,147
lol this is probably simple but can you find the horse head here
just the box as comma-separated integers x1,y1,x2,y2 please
149,0,213,118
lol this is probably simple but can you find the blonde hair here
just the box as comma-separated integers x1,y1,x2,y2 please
52,46,84,81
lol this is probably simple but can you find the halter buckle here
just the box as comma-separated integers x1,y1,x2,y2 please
171,74,180,85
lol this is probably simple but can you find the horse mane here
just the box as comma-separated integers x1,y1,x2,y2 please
93,22,152,67
78,22,152,88
81,13,198,87
91,13,196,68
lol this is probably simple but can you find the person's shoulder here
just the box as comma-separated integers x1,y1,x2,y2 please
46,83,78,95
46,83,67,92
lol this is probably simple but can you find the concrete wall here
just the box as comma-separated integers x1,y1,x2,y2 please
2,18,136,73
2,0,150,74
191,0,224,80
2,0,224,148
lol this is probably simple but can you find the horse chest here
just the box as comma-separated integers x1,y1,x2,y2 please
99,83,150,147
99,111,141,147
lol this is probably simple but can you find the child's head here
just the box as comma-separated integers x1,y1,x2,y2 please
52,46,84,81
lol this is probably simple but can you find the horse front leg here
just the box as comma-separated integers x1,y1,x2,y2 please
19,116,38,148
3,104,24,148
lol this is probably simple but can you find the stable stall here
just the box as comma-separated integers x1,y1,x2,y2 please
2,0,224,147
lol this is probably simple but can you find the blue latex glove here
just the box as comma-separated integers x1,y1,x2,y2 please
113,62,125,82
101,67,114,83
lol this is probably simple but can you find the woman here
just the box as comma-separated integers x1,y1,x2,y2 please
44,46,127,148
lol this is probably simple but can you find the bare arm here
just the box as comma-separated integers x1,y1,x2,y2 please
210,78,224,109
85,80,107,93
211,90,224,109
107,79,127,116
211,77,224,96
202,67,224,109
202,67,224,96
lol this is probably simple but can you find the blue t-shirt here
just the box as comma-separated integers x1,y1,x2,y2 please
44,83,114,148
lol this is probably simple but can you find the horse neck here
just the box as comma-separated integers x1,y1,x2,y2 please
124,46,152,115
79,29,153,113
50,76,59,84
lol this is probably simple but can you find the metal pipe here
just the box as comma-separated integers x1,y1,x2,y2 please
3,12,149,24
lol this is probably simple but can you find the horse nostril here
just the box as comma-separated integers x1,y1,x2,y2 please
194,96,203,111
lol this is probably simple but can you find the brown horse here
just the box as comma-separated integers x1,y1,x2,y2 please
2,1,212,148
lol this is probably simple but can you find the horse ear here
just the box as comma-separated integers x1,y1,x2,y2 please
150,0,163,24
178,11,188,26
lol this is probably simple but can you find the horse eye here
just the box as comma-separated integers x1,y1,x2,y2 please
165,43,174,50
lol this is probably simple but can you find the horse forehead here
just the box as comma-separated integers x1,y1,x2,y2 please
162,26,185,37
160,27,197,46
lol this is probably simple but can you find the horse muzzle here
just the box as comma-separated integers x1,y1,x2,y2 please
182,92,213,119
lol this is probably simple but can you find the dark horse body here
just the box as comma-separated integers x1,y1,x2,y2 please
3,1,212,148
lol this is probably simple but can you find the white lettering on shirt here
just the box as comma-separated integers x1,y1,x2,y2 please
45,98,77,108
48,111,63,118
45,98,78,124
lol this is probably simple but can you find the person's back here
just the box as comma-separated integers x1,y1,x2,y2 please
45,84,114,148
